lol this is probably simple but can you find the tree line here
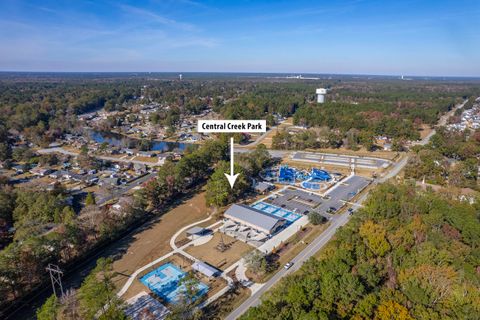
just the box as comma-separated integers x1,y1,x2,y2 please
241,183,480,320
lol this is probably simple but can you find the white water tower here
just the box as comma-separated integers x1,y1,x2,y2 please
316,88,327,103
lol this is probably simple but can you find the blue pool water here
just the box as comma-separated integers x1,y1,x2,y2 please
301,181,321,190
140,263,209,303
252,202,302,223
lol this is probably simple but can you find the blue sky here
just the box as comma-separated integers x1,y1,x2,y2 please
0,0,479,76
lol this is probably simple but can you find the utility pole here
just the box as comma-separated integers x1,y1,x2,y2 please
46,263,64,298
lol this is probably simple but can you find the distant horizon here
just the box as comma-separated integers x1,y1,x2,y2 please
1,70,480,80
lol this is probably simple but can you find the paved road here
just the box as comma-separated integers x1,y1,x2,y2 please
37,147,163,166
236,147,288,158
96,172,156,205
243,126,276,147
226,148,418,320
413,99,467,147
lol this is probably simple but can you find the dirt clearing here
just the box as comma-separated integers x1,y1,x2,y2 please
185,232,253,271
111,192,211,293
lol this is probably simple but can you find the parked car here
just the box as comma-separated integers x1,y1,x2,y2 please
284,262,294,270
327,206,337,213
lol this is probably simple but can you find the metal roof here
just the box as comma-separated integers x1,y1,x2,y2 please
186,226,207,235
192,261,220,278
224,204,285,234
254,181,274,192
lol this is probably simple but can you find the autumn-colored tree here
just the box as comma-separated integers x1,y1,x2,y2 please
374,300,413,320
359,220,391,257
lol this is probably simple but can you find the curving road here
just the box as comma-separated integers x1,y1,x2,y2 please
37,147,163,166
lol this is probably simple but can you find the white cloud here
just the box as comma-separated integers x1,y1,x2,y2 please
119,4,198,32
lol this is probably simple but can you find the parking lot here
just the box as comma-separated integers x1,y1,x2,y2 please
292,152,391,169
319,175,371,213
265,175,370,218
266,189,324,215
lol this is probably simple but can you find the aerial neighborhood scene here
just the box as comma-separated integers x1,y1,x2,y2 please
0,1,479,320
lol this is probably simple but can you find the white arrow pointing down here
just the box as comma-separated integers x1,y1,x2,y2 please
224,137,240,189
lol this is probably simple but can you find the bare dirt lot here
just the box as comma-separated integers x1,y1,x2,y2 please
261,117,294,148
419,124,433,139
111,192,211,295
185,232,253,271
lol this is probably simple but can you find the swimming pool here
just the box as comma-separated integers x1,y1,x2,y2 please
301,181,322,190
252,202,302,223
140,263,209,303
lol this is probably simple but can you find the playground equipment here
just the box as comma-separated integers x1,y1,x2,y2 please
278,165,296,184
216,233,231,252
261,165,335,191
310,168,331,181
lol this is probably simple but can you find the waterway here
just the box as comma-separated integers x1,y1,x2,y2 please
86,130,192,152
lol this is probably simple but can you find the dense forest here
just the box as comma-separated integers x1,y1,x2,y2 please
242,183,480,320
2,74,478,155
273,94,473,151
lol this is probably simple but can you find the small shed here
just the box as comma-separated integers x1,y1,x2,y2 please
254,181,275,194
192,261,220,278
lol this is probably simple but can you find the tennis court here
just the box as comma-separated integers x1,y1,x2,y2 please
140,263,209,303
251,202,302,223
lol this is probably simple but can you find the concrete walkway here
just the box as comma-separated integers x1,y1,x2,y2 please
117,216,214,298
234,259,264,294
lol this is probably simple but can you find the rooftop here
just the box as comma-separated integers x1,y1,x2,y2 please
224,204,285,234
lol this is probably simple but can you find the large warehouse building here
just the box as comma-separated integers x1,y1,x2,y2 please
223,204,286,235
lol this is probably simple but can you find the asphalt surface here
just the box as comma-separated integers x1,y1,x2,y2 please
291,151,391,169
226,99,469,320
237,148,391,170
269,176,370,218
96,172,156,205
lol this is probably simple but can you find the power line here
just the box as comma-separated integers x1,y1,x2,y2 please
46,264,64,298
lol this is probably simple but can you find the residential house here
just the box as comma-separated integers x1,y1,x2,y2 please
30,167,53,176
